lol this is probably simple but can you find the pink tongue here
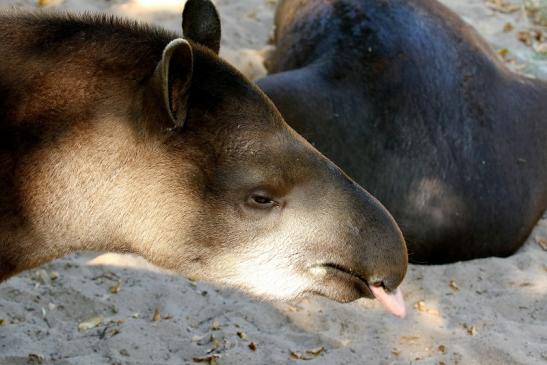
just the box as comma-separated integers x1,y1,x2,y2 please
369,285,406,319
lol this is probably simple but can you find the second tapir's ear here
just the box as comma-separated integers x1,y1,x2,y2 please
182,0,221,54
154,38,193,128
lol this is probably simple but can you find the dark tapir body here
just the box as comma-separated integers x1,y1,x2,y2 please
0,1,407,316
258,0,547,264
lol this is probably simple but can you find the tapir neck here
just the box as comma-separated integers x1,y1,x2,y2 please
0,111,130,277
0,104,197,281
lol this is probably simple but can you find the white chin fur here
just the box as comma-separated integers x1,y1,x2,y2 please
219,252,310,300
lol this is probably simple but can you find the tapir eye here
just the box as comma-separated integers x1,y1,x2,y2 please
246,193,278,210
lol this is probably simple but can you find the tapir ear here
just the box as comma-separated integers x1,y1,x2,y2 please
154,38,193,128
182,0,221,54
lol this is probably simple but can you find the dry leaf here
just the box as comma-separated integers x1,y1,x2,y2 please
78,315,103,331
503,22,514,32
152,307,161,322
538,238,547,250
248,342,257,351
486,0,520,14
400,336,420,344
497,48,510,59
463,324,477,336
519,31,533,46
438,344,447,353
290,347,325,360
449,280,460,291
192,334,206,342
414,301,440,316
237,331,248,340
192,354,220,364
211,319,220,330
305,347,325,356
110,281,122,294
525,1,547,26
27,353,44,364
34,270,49,285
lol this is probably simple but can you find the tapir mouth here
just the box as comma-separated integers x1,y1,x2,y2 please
309,263,406,318
318,263,374,297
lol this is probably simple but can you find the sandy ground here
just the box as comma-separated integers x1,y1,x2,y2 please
1,0,547,364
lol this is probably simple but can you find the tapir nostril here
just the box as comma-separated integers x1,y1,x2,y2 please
370,280,396,293
369,275,401,293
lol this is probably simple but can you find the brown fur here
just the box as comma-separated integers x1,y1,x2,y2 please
0,7,407,303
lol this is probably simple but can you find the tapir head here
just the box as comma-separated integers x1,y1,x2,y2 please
136,0,407,316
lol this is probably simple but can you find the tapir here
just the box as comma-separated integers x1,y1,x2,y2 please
0,0,407,316
258,0,547,264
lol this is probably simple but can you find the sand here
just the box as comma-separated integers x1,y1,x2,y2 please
0,0,546,364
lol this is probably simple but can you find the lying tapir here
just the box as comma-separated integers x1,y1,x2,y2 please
258,0,547,264
0,0,407,317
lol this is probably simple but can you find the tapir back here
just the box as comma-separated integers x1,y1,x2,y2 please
261,0,547,263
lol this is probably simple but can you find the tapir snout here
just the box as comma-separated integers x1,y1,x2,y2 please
304,172,408,299
211,129,408,316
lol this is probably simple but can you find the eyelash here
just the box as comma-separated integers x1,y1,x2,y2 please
246,193,278,209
